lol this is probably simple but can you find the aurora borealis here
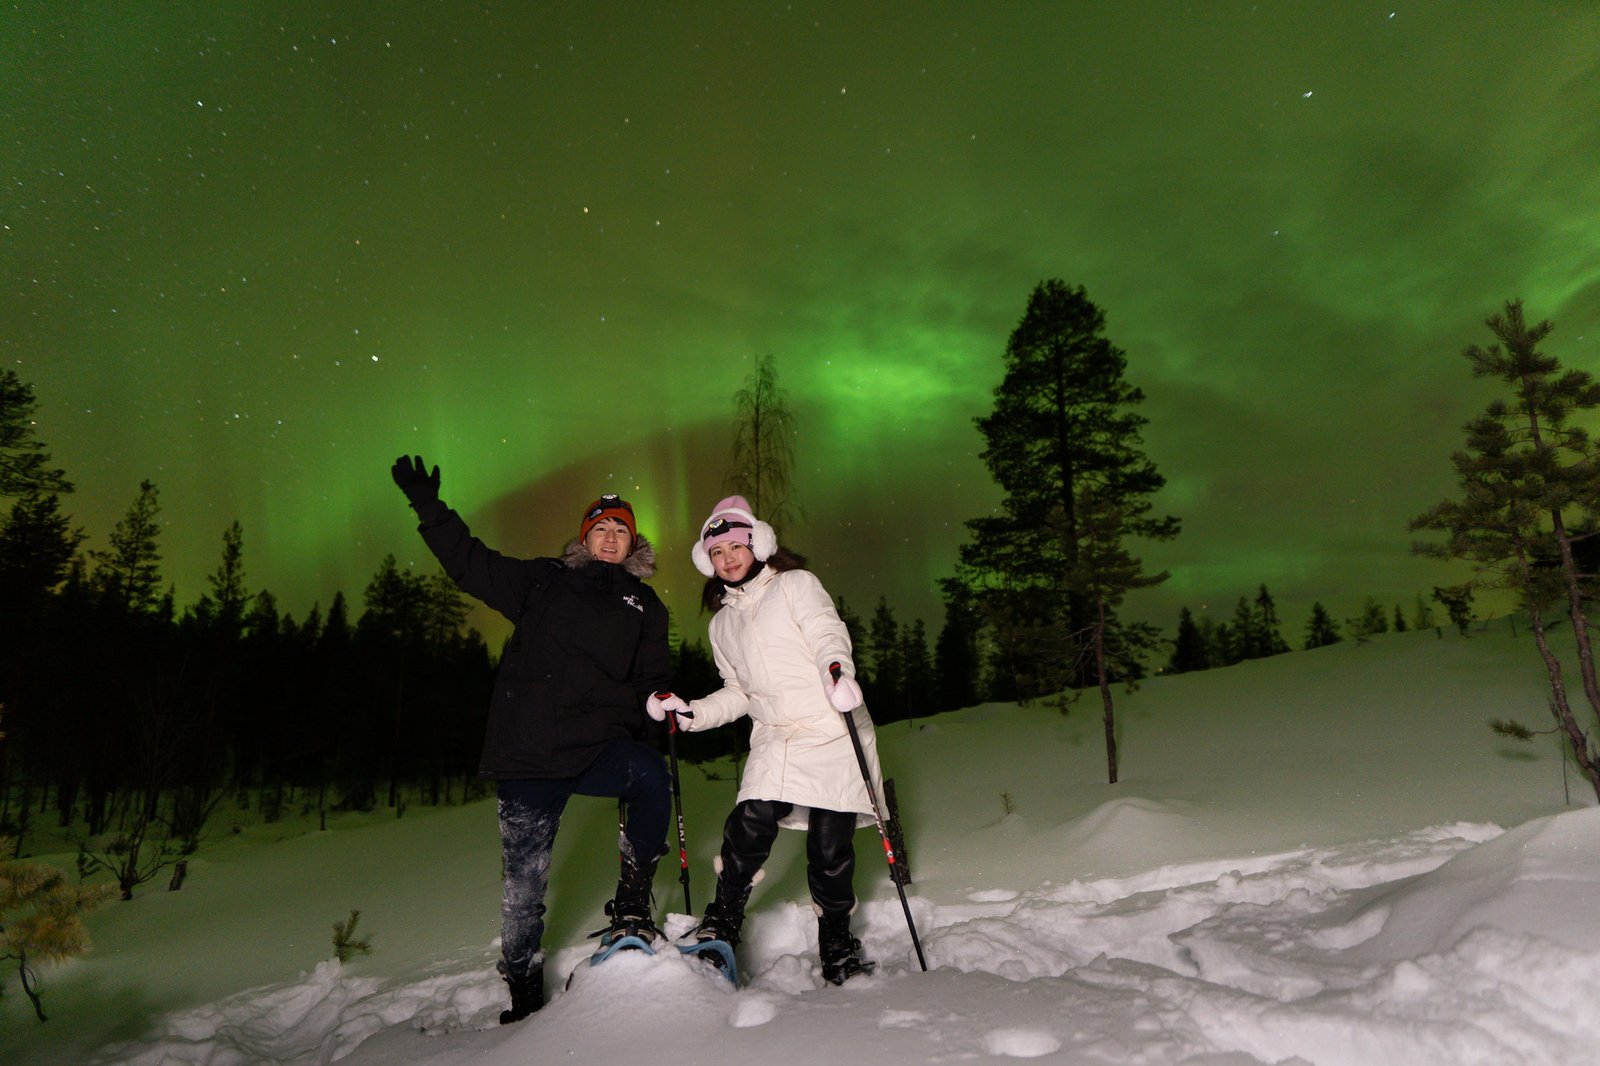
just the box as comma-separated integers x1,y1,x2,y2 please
6,3,1599,647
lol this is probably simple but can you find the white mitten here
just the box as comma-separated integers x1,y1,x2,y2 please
646,692,690,722
827,675,863,714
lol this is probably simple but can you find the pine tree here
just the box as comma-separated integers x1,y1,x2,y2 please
0,492,83,753
0,706,115,1021
1228,596,1258,662
1063,486,1168,783
1253,585,1292,656
1304,603,1341,649
833,596,868,686
0,493,82,611
1348,597,1389,639
899,619,933,726
1,834,116,1021
957,280,1179,695
932,578,984,711
1410,299,1600,800
88,480,164,614
1208,619,1233,664
194,520,251,633
0,370,73,501
867,597,903,720
1393,604,1409,633
1167,607,1210,674
421,571,470,650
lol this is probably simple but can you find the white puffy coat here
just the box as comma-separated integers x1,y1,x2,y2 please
686,565,885,830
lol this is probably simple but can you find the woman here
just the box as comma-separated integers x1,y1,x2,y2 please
391,455,672,1023
649,495,884,984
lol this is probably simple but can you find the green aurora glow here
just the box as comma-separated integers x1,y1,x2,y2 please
6,2,1599,648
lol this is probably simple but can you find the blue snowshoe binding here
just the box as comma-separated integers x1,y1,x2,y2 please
679,897,745,985
588,845,663,965
679,937,739,984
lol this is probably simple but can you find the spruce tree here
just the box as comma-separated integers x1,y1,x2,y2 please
1254,585,1292,656
1168,606,1210,673
1348,597,1389,639
957,280,1179,695
0,493,82,611
833,596,868,685
0,370,72,500
1304,603,1341,648
867,597,903,720
194,521,250,633
1228,597,1258,662
899,618,934,726
932,578,984,711
88,480,164,614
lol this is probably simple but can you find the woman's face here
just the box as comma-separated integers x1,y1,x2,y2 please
585,516,633,563
709,541,753,583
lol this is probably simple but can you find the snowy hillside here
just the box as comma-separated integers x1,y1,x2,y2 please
7,623,1599,1065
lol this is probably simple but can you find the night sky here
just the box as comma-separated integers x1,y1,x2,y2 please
7,3,1599,650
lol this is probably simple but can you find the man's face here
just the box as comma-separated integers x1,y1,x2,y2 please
585,516,633,563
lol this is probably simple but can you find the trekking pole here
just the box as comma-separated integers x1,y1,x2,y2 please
830,663,927,972
657,692,694,913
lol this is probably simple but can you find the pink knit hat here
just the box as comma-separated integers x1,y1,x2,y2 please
691,495,776,576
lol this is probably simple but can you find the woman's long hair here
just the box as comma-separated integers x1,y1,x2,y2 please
701,546,807,613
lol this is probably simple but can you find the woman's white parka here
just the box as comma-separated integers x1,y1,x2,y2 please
685,565,885,830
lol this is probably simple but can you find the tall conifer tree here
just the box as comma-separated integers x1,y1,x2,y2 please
1168,607,1210,674
958,280,1178,695
1411,299,1600,800
0,370,72,501
89,480,163,614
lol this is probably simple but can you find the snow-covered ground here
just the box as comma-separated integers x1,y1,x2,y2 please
8,622,1599,1065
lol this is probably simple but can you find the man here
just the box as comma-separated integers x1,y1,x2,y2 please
391,455,671,1023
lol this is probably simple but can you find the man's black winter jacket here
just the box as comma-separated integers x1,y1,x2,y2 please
412,499,671,779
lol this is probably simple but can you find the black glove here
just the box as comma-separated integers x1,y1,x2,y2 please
391,455,440,509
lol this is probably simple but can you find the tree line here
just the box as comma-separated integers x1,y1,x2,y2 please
7,284,1590,882
0,395,505,888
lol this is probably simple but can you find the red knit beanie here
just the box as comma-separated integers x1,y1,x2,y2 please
579,494,637,542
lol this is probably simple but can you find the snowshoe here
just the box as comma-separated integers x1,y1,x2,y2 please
818,915,874,985
589,930,656,964
678,937,739,985
822,952,876,985
587,900,661,966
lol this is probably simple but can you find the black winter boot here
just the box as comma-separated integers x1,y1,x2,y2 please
598,845,664,950
693,868,758,947
818,912,872,985
498,960,543,1024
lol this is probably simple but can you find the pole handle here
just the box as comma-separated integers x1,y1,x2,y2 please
653,691,693,732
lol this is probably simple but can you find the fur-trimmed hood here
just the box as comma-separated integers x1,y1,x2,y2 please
560,534,657,580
